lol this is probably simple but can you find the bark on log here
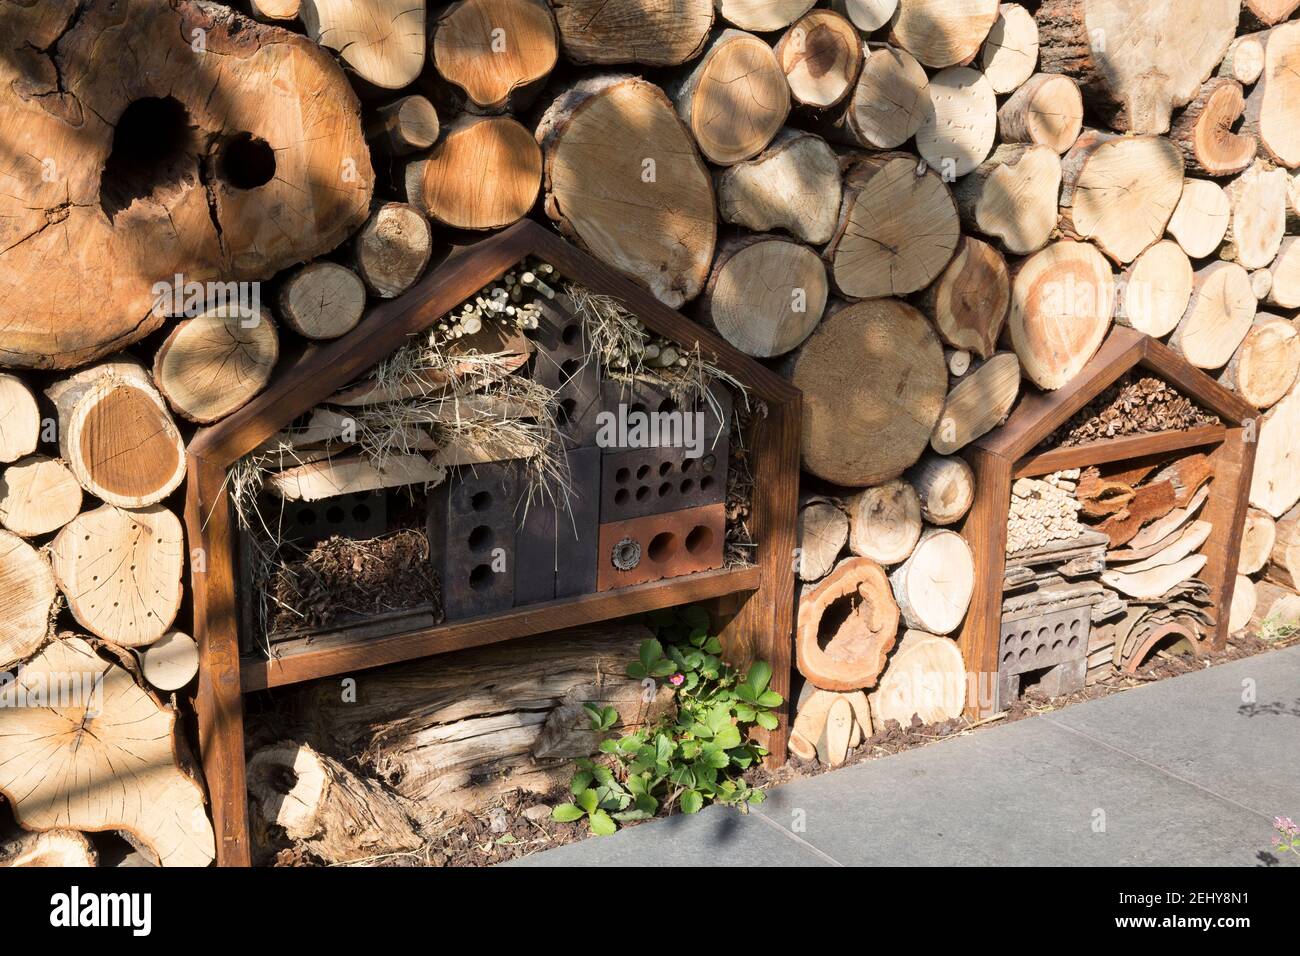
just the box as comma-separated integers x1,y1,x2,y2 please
0,531,55,669
952,144,1061,256
353,202,434,299
405,115,541,230
1217,315,1300,408
1168,78,1257,178
1239,508,1277,575
715,0,816,32
1117,240,1194,339
1059,129,1186,264
671,29,790,166
0,456,82,539
889,528,975,635
1266,504,1300,590
887,0,1000,69
979,4,1038,94
1222,160,1288,270
364,96,441,156
797,495,849,582
1242,22,1300,169
1097,481,1178,547
796,557,900,691
1251,385,1300,518
816,44,930,151
830,0,897,32
1219,33,1266,85
917,66,998,178
1169,261,1257,370
1036,0,1240,135
0,375,39,464
920,237,1010,358
774,10,862,110
997,73,1083,154
790,299,947,486
138,631,200,694
154,307,279,423
1166,179,1231,259
869,630,967,726
907,452,975,526
268,454,447,501
0,829,96,868
300,0,425,89
427,0,558,113
551,0,714,66
714,129,840,244
50,505,184,648
0,0,373,369
700,235,827,358
46,361,186,509
931,352,1022,454
537,74,717,308
826,153,960,299
845,480,923,566
1008,240,1116,390
276,263,366,342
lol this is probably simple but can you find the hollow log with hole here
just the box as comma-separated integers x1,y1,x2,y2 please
796,557,900,691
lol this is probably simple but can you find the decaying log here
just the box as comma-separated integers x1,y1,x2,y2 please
887,0,1000,69
817,44,930,151
0,456,82,538
1169,261,1256,371
47,361,186,509
889,528,975,635
538,74,716,308
1222,160,1288,270
1242,22,1300,169
979,4,1038,94
715,129,840,245
917,66,998,178
845,480,923,566
0,636,214,867
797,495,849,582
300,0,425,89
1266,504,1300,590
1239,509,1277,576
1117,241,1193,340
952,144,1061,256
921,238,1010,359
908,452,975,527
1251,385,1300,518
790,299,947,486
0,375,39,465
551,0,713,66
1168,78,1257,178
774,10,862,110
364,95,441,156
796,557,900,691
277,263,366,342
931,352,1022,454
0,829,96,868
716,0,815,31
1166,179,1231,260
354,202,434,299
0,531,55,669
154,308,280,423
1102,555,1209,600
427,0,558,113
997,73,1083,155
138,631,200,694
869,630,967,727
1218,315,1300,409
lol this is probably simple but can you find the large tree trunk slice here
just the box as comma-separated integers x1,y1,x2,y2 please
869,630,967,727
701,236,827,358
429,0,558,112
551,0,714,66
0,531,55,669
796,557,900,691
153,307,279,423
889,528,975,635
406,115,541,230
0,456,82,538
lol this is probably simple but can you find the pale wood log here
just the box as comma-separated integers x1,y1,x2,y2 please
845,480,923,565
796,556,900,690
0,375,39,465
671,29,790,166
826,153,960,299
405,115,541,231
276,263,365,342
816,43,930,150
154,307,279,423
714,129,840,244
921,237,1010,358
817,697,854,767
1251,384,1300,518
1252,269,1274,302
1036,0,1239,135
774,10,862,110
1217,315,1300,408
1007,240,1116,390
46,361,186,509
551,0,714,66
427,0,558,113
830,0,897,32
1168,78,1257,177
869,630,967,727
1266,504,1300,590
138,631,200,694
1169,261,1257,370
0,829,96,868
537,74,716,308
1242,22,1300,169
1243,0,1300,29
979,4,1038,94
353,202,433,300
1239,509,1277,575
0,636,213,867
797,495,849,582
1218,34,1266,85
268,454,447,502
951,144,1061,256
0,456,81,538
997,73,1083,155
887,0,1000,69
700,235,827,358
917,66,998,178
1166,179,1231,259
1221,160,1288,269
946,349,973,377
1228,574,1257,633
790,299,947,486
299,0,425,88
1116,240,1193,339
50,505,183,648
888,528,975,635
793,684,872,757
907,452,975,526
0,531,55,669
364,96,440,156
931,352,1022,454
715,0,815,31
1102,555,1208,599
1266,237,1300,309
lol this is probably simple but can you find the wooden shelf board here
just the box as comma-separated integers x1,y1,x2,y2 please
241,565,762,692
1013,424,1227,478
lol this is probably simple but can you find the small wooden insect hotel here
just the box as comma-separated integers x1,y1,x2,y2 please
185,222,799,865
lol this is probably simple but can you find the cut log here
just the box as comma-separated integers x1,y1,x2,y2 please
980,4,1038,94
0,531,55,669
672,29,790,165
921,237,1010,358
1222,161,1288,270
715,129,840,245
428,0,558,113
1252,269,1275,302
138,631,200,694
0,456,82,538
1097,481,1178,547
299,0,425,89
0,1,373,369
248,741,424,865
276,263,366,342
796,557,900,691
700,235,828,358
1239,509,1277,575
1242,22,1300,169
268,454,447,501
917,67,998,178
1267,238,1300,309
887,0,1000,69
1218,315,1300,408
715,0,816,31
946,350,973,377
364,96,441,156
826,153,960,299
1251,385,1300,518
845,480,923,566
405,115,541,230
1169,79,1257,179
1036,0,1240,135
792,684,872,762
0,829,96,868
907,452,975,527
0,636,214,867
0,376,39,465
869,630,967,727
50,505,184,648
153,308,279,423
1243,0,1300,28
797,495,849,583
774,10,862,110
1228,574,1257,633
1116,241,1193,339
46,361,186,509
818,44,930,151
249,0,301,22
888,528,975,635
353,202,434,299
550,0,714,66
997,73,1083,155
1059,130,1186,264
790,299,947,486
931,352,1022,454
1102,555,1208,599
952,144,1061,256
1166,179,1231,259
1007,240,1116,391
817,697,854,767
1266,504,1300,590
537,74,716,309
831,0,897,32
1219,34,1266,85
1169,261,1256,370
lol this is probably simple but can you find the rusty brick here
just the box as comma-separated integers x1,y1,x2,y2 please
600,445,726,521
428,462,518,620
596,502,726,591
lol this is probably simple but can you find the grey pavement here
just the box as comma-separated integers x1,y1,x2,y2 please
513,644,1300,867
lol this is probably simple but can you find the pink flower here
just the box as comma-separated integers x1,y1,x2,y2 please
669,673,685,686
1275,816,1298,837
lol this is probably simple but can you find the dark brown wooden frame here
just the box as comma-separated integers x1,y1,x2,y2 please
956,327,1259,718
185,221,801,866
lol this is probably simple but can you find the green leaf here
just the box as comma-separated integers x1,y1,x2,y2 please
551,803,585,823
669,765,696,789
640,639,665,670
651,660,678,678
570,771,594,795
704,636,723,654
757,690,784,708
612,809,653,823
591,764,614,786
576,788,599,814
704,748,731,769
735,684,757,704
599,739,621,754
589,809,617,836
755,711,779,731
681,605,711,630
714,724,742,749
626,662,647,680
601,706,619,729
681,790,704,814
745,661,772,696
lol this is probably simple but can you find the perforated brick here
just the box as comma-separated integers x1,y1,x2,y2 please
530,298,602,448
427,462,518,620
596,502,726,592
515,447,600,604
996,603,1091,709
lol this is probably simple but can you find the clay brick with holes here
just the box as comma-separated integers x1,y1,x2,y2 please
996,604,1091,710
530,298,602,448
596,502,726,591
427,462,518,620
515,447,600,604
599,379,732,454
601,446,726,521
